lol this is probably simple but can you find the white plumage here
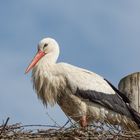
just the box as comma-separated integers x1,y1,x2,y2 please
25,37,140,130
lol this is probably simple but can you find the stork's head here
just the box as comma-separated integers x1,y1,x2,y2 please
25,37,60,73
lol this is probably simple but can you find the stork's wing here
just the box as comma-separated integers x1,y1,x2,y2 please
57,63,132,118
57,63,117,95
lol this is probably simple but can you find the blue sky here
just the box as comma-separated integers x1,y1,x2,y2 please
0,1,140,126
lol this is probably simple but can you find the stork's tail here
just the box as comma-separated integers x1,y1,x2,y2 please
127,104,140,129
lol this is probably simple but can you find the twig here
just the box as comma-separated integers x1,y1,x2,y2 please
46,112,61,127
58,119,70,130
0,117,10,136
20,124,60,129
65,115,78,128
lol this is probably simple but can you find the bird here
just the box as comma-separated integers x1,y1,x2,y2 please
25,37,140,130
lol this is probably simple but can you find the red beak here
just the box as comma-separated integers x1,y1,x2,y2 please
25,50,45,74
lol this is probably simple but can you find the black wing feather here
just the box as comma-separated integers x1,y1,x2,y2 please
75,88,132,118
104,79,130,103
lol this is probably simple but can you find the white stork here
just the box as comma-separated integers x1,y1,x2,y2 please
25,37,140,130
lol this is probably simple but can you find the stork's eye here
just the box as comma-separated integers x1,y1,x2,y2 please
43,43,48,49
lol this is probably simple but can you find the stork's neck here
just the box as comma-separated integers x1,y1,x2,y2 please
32,47,60,106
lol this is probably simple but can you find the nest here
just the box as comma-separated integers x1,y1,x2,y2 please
1,117,140,140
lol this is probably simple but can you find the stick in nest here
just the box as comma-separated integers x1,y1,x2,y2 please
0,117,10,136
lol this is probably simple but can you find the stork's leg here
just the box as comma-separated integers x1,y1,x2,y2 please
80,115,88,127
